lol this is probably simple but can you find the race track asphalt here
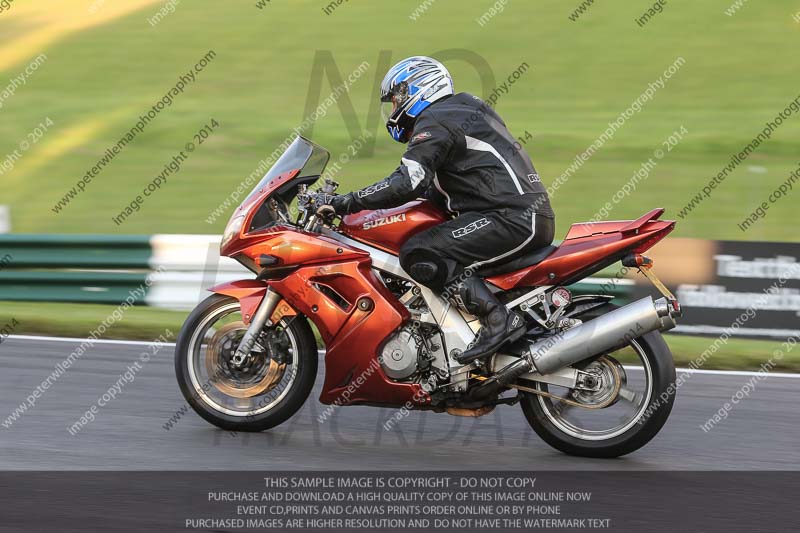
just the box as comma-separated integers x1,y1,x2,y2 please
1,336,798,471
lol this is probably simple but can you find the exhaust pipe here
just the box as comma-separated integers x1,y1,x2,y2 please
525,296,678,375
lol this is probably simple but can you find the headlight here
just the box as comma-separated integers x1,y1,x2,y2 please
221,215,245,252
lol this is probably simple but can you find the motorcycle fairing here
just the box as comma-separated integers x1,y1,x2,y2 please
211,243,434,407
209,279,296,325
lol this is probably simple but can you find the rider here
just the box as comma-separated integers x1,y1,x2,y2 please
319,56,555,364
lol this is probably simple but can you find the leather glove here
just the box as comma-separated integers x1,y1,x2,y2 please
309,192,355,221
311,192,337,210
316,203,337,222
328,192,358,216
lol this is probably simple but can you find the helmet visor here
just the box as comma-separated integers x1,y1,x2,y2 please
381,100,395,124
381,93,407,123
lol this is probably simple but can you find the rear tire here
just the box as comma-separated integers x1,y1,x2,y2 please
521,302,676,458
175,294,317,432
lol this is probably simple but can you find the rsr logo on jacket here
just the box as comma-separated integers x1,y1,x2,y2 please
357,182,390,198
451,217,491,238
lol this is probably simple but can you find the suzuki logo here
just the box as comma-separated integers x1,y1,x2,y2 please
363,213,407,230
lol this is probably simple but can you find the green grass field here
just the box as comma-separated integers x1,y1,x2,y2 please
1,2,797,369
1,1,798,240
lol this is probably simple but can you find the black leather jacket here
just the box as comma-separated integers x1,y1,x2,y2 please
337,92,554,218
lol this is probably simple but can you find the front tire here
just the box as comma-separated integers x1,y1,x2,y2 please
521,305,676,458
175,294,317,432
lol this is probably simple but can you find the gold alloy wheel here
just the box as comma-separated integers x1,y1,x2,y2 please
204,321,287,399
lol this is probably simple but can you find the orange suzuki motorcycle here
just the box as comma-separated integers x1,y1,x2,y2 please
175,136,682,457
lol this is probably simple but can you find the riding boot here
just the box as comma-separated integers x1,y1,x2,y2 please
454,276,526,365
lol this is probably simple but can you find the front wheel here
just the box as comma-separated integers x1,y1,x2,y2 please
175,294,317,432
521,327,676,458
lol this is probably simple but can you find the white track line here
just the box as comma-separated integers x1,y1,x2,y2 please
8,334,177,348
9,334,800,379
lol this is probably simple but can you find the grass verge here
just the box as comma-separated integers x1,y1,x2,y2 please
1,301,796,372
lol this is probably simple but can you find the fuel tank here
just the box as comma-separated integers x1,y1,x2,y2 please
340,200,447,254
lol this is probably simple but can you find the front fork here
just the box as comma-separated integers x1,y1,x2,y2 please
230,288,282,367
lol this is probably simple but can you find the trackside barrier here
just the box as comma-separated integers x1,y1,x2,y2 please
0,234,632,310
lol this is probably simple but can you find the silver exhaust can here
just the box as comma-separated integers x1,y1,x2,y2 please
528,296,677,375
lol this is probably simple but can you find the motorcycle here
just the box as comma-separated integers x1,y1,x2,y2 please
175,136,682,458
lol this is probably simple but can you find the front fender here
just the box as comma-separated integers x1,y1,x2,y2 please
209,279,296,325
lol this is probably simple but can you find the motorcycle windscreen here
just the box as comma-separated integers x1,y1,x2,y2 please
240,136,331,231
243,136,330,203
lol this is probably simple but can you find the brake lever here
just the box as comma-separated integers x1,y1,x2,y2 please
321,179,339,194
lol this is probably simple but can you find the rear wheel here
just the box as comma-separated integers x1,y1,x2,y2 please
520,303,676,457
175,294,317,432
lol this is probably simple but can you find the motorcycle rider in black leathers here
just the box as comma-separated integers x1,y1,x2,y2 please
319,56,555,364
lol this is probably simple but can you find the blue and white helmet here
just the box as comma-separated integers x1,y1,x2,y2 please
380,56,454,143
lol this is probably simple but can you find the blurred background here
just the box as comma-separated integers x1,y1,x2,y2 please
0,0,798,369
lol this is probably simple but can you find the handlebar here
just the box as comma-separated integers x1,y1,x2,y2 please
296,178,340,233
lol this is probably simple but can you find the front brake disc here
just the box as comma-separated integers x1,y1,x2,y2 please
205,322,287,399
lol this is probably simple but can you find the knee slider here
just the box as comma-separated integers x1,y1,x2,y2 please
409,261,439,283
